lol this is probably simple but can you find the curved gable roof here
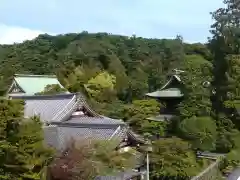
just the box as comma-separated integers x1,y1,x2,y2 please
9,74,68,95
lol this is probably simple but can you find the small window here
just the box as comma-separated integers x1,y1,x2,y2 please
72,111,85,116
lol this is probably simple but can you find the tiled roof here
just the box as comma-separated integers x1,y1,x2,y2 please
12,92,130,148
15,93,125,125
12,93,76,123
43,125,61,149
146,71,184,98
95,170,142,180
57,126,119,150
8,74,68,95
127,130,145,144
146,88,183,98
12,92,144,153
227,167,240,180
161,74,182,90
43,125,126,150
60,116,125,126
146,114,174,122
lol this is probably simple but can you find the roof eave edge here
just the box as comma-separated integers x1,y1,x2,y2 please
7,79,26,94
14,74,57,78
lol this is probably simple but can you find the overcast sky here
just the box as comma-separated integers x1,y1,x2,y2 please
0,0,224,44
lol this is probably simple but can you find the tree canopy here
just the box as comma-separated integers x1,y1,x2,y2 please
0,99,53,180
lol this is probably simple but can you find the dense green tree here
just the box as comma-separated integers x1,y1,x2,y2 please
178,54,213,119
179,116,217,151
90,100,125,119
122,99,166,136
0,99,53,180
84,71,117,102
150,137,203,179
209,0,240,152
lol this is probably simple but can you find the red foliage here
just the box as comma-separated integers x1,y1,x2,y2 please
48,140,97,180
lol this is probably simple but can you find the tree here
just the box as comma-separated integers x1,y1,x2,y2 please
90,100,125,119
179,116,217,151
15,116,54,180
48,139,137,180
0,99,53,179
123,99,166,137
178,55,213,119
209,0,240,152
84,71,117,102
150,137,202,179
58,65,100,93
35,84,67,95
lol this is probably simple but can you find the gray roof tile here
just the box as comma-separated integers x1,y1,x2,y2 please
227,168,240,180
12,93,125,126
61,116,125,126
43,125,60,149
95,170,142,180
52,126,119,150
12,93,76,123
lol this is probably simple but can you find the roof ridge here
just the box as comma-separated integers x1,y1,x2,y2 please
109,126,121,140
10,93,76,99
75,92,102,118
14,74,57,78
51,94,77,122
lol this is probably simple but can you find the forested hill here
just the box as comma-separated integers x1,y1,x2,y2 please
0,32,211,99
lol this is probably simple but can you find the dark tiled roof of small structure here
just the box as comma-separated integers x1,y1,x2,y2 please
127,130,145,144
43,125,127,150
146,114,174,122
95,170,142,180
160,74,182,90
145,88,183,98
227,167,240,180
146,70,184,98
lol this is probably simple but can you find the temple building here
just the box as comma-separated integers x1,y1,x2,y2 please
7,74,69,96
7,74,146,180
146,69,184,122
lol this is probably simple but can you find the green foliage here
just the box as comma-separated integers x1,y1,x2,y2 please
90,100,125,119
35,84,67,95
0,32,210,101
91,140,137,173
122,99,162,134
178,55,213,119
209,0,240,153
179,116,217,151
0,99,53,180
16,116,54,179
84,71,117,102
150,137,202,179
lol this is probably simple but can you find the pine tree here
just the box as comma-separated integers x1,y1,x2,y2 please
209,0,240,152
0,99,53,179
